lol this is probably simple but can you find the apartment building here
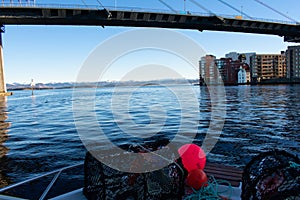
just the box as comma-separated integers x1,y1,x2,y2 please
286,45,300,80
250,52,286,82
199,55,223,85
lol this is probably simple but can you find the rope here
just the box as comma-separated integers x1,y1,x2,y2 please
134,143,234,199
289,161,300,169
184,176,233,200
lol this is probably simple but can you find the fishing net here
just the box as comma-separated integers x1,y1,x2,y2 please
242,150,300,200
184,175,233,200
83,146,186,200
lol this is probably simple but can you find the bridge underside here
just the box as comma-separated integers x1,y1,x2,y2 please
0,7,299,42
284,36,300,43
0,6,298,95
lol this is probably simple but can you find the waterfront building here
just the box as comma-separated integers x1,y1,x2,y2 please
215,57,250,85
225,52,256,82
216,58,238,85
225,52,255,66
225,52,239,61
250,52,286,82
216,58,232,84
238,67,247,84
246,68,251,83
199,55,223,85
286,45,300,81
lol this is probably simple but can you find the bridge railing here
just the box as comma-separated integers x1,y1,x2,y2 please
0,2,101,9
0,2,215,16
0,2,297,25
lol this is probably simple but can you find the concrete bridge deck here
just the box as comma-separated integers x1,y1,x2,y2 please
0,6,299,42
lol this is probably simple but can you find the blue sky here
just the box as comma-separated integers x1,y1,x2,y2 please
2,0,300,83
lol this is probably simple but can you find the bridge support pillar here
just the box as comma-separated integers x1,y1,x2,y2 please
0,26,12,96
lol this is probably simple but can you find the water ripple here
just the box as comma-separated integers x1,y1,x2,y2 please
0,85,299,188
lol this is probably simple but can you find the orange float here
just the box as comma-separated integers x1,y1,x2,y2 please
178,144,206,172
186,169,208,190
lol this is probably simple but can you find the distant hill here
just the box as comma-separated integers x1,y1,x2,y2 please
6,79,199,91
6,82,75,90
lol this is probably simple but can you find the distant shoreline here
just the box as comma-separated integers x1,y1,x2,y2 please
6,79,198,91
7,81,300,92
199,82,300,86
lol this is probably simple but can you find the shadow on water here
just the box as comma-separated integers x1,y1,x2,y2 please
0,96,12,188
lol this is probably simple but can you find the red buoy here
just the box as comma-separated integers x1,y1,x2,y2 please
186,169,208,190
178,144,206,172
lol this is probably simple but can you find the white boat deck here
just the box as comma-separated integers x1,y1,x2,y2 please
0,184,242,200
0,195,26,200
50,188,87,200
49,184,242,200
0,162,243,200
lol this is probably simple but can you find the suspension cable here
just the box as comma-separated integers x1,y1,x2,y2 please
158,0,177,13
253,0,299,24
215,0,252,19
95,0,106,9
188,0,216,16
80,0,88,7
94,0,111,19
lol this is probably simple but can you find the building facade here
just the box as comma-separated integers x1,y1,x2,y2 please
225,52,256,82
286,45,300,81
215,58,250,85
199,49,294,85
237,67,250,84
250,52,286,82
199,55,223,85
225,52,255,66
216,58,232,84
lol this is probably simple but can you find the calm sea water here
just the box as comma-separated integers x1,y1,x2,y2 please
0,85,299,188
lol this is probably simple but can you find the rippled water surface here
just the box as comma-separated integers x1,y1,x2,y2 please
0,85,299,188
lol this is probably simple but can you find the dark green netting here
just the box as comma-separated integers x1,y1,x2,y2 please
83,149,186,200
242,150,300,200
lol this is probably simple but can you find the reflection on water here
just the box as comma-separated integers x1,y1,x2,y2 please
0,97,11,188
0,85,299,188
207,85,300,166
